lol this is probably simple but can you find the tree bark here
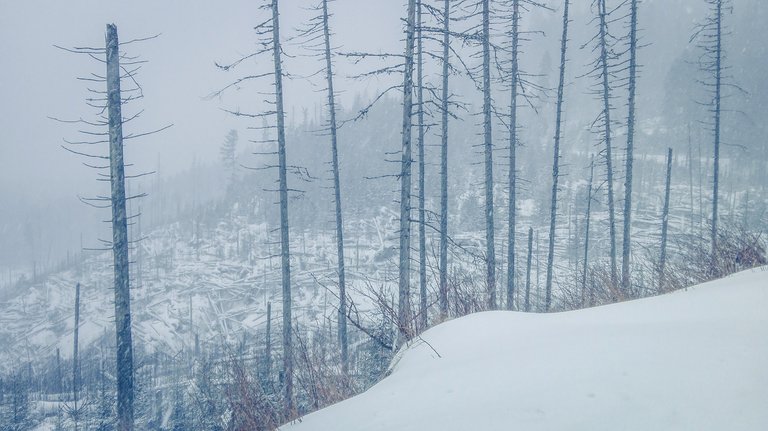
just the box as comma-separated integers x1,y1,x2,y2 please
438,0,450,319
711,0,722,261
271,0,294,417
506,0,520,311
106,23,134,431
524,227,533,312
73,282,81,431
545,0,570,312
321,0,348,382
621,0,638,293
265,301,272,384
582,156,595,307
397,0,417,347
659,148,673,292
482,0,496,310
597,0,618,288
416,0,428,331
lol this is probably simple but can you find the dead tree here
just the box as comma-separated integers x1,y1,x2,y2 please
106,24,135,431
304,0,351,382
581,156,595,306
55,25,165,430
621,0,639,293
524,227,533,312
659,148,673,292
398,0,417,346
416,0,429,331
438,0,451,319
272,0,294,415
481,0,496,310
446,0,499,309
333,0,441,346
265,301,272,385
504,0,521,312
421,0,469,319
322,0,350,384
584,0,620,287
209,0,297,416
691,0,736,263
545,0,570,312
72,282,81,430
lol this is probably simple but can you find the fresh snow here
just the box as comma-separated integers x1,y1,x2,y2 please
282,267,768,431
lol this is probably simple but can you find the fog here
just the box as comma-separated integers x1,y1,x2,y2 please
0,0,766,277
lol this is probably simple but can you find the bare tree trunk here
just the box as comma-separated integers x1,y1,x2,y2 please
711,0,722,261
659,148,673,292
524,227,533,312
621,0,638,293
482,0,496,310
416,0,428,331
270,0,294,416
597,0,618,287
438,0,450,319
106,23,134,431
581,156,595,307
398,0,417,347
321,0,348,382
545,0,570,312
688,125,695,232
698,140,704,240
136,206,143,289
55,348,62,395
73,282,81,431
506,0,520,311
265,301,272,384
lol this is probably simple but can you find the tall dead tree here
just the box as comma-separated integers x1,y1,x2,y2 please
621,0,639,293
659,148,673,292
56,26,164,431
295,0,350,381
709,0,722,260
586,0,619,287
270,0,294,415
323,0,349,384
211,0,296,414
692,0,732,262
545,0,570,312
581,156,595,306
481,0,496,310
438,0,451,319
398,0,417,347
72,282,81,431
106,24,135,431
316,0,350,382
505,0,520,311
416,0,428,331
265,301,272,384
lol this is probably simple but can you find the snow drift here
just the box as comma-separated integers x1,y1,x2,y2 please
282,267,768,431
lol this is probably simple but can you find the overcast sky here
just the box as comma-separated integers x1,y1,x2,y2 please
0,0,404,204
1,0,764,273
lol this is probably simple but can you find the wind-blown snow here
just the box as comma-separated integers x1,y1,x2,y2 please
282,267,768,431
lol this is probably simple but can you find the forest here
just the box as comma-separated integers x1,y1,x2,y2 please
0,0,766,430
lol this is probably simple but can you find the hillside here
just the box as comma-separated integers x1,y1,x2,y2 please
282,267,768,431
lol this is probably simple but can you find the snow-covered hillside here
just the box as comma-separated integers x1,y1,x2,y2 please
283,267,768,431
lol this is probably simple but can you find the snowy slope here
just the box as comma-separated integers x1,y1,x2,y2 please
282,267,768,431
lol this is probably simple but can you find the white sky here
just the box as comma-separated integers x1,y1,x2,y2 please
0,0,404,203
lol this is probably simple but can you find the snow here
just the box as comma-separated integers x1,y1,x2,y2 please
282,267,768,431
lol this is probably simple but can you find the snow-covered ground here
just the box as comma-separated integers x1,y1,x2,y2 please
282,267,768,431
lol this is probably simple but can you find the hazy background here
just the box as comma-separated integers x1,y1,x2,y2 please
1,0,765,282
